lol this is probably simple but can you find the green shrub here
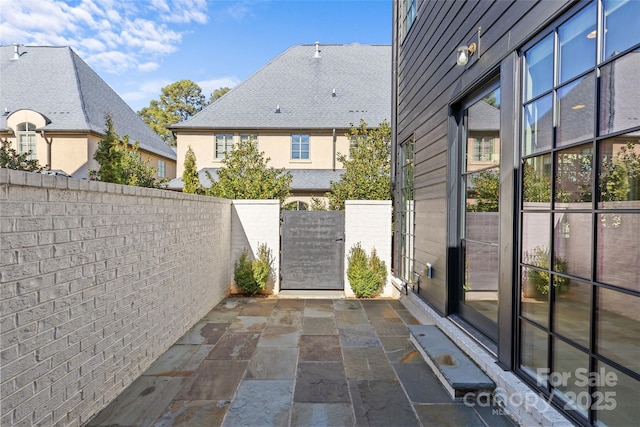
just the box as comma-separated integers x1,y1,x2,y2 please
347,243,387,298
525,246,569,295
252,243,273,292
234,244,273,296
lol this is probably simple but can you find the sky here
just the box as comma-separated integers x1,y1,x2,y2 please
0,0,392,112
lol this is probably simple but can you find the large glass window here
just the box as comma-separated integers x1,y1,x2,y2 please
400,0,417,41
17,122,37,160
461,85,501,328
215,134,233,159
518,2,639,424
291,134,310,160
399,136,414,282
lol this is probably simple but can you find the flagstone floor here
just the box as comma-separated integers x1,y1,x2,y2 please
86,297,517,426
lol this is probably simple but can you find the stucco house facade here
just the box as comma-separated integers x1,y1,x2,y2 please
391,0,638,425
168,43,391,208
0,45,176,180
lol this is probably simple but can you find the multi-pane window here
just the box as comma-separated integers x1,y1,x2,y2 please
291,134,309,160
240,134,258,146
400,0,418,40
400,136,414,282
17,122,36,160
215,134,233,159
157,160,166,178
472,137,495,162
519,2,639,425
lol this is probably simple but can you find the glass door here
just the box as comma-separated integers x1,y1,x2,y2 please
458,83,501,342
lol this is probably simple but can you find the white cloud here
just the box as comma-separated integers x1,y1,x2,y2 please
0,0,208,75
197,77,241,97
138,61,160,72
119,78,173,110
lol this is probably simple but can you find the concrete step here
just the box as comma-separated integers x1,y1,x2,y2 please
408,325,495,400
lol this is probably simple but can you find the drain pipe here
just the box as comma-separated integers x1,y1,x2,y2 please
332,128,336,171
41,130,53,170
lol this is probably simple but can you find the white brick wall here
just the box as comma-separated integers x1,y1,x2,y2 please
230,200,281,294
344,200,393,298
0,169,232,426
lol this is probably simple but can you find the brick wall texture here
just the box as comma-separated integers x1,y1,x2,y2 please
0,169,232,426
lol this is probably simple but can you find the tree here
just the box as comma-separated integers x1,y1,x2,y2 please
138,80,207,146
209,87,230,104
91,114,124,184
183,146,201,194
326,120,392,210
0,141,44,172
91,115,163,188
467,169,499,212
206,137,292,203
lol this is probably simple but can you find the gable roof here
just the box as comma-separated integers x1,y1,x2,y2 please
0,45,175,160
172,43,391,130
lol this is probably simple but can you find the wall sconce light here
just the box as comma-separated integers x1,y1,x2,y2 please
456,43,476,66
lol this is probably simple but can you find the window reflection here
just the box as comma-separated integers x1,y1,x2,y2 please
553,213,592,278
521,267,549,326
553,339,590,415
554,278,591,347
520,321,548,380
604,0,640,58
598,138,640,206
597,288,640,373
595,362,640,426
524,95,553,155
557,74,595,147
555,145,593,208
597,213,640,291
523,154,552,208
525,34,554,101
558,3,596,84
600,50,640,134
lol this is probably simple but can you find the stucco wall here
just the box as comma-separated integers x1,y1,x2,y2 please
230,200,281,295
0,169,232,426
344,200,394,298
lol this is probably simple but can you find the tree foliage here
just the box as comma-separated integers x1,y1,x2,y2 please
91,115,163,188
0,141,44,172
182,146,202,194
138,80,207,146
206,137,292,203
326,120,391,210
467,169,499,212
347,243,387,298
209,87,230,104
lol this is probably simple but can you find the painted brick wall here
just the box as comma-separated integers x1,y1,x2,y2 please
230,200,281,294
344,200,393,298
0,169,232,427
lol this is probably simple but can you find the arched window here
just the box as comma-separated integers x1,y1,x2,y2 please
17,122,37,160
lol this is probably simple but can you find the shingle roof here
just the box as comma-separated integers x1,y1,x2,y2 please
167,168,345,191
171,43,391,130
0,45,175,160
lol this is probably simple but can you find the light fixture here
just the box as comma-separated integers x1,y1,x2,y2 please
572,104,586,110
456,42,476,66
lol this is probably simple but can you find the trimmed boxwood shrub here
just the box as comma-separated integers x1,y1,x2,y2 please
234,244,273,296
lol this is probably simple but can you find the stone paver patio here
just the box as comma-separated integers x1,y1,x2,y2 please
87,297,516,426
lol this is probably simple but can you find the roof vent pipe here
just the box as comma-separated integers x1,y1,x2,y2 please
275,104,281,113
11,44,20,61
314,41,321,58
332,89,336,97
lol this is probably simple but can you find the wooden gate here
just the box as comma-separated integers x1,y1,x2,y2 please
280,211,345,290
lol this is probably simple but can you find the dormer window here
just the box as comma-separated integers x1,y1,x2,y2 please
17,122,37,160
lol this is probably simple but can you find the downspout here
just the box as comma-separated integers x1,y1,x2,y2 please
332,128,336,171
40,130,53,170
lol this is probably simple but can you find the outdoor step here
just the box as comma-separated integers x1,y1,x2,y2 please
408,325,495,400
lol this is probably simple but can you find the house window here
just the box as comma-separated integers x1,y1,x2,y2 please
472,137,495,162
215,134,234,159
400,0,418,40
400,136,415,282
518,2,639,425
240,134,258,146
17,122,37,160
157,160,166,178
291,134,309,160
